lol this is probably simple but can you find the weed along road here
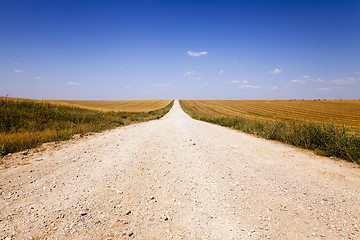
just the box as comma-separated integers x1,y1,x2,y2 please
1,101,360,239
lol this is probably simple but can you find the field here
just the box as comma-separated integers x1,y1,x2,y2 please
181,100,360,133
0,97,174,156
180,100,360,164
52,100,172,112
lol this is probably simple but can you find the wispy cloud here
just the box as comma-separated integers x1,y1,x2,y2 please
14,69,24,73
152,83,170,88
187,50,208,57
184,70,195,76
125,86,132,89
291,75,324,84
331,77,359,85
184,70,202,80
228,81,278,90
238,85,263,89
290,79,306,84
291,75,359,87
318,86,342,91
219,69,224,74
240,84,278,90
268,68,282,74
227,80,248,84
67,81,79,86
35,76,41,80
312,78,325,82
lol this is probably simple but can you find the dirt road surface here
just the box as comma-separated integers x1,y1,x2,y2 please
1,100,360,239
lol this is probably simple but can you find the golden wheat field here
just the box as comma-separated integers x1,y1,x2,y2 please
52,100,172,112
182,100,360,133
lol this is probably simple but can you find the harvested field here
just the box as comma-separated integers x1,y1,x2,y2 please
180,100,360,163
181,100,360,133
53,100,172,112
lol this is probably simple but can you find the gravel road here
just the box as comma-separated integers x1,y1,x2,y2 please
1,100,360,239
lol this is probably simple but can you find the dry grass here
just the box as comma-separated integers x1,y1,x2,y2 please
52,100,172,112
1,97,174,156
181,100,360,134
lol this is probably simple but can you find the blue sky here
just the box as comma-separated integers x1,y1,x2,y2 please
1,0,359,100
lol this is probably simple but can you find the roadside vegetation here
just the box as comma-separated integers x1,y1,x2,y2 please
0,97,174,156
180,100,360,164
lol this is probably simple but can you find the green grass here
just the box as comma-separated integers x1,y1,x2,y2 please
180,100,360,164
0,98,174,156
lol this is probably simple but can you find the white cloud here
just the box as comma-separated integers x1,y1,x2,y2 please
219,69,224,74
184,71,195,76
238,85,263,89
319,87,331,91
67,81,79,86
331,77,359,85
273,68,282,74
35,76,41,80
312,78,325,82
187,50,208,57
227,80,240,84
271,86,279,90
290,79,305,84
14,69,24,73
184,70,202,80
291,76,324,84
152,83,170,88
227,80,248,84
125,86,132,89
318,86,343,91
268,68,282,74
304,75,324,82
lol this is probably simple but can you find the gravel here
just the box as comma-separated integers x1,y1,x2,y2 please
0,100,360,239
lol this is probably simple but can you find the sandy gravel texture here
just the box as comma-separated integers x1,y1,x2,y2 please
1,100,360,240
